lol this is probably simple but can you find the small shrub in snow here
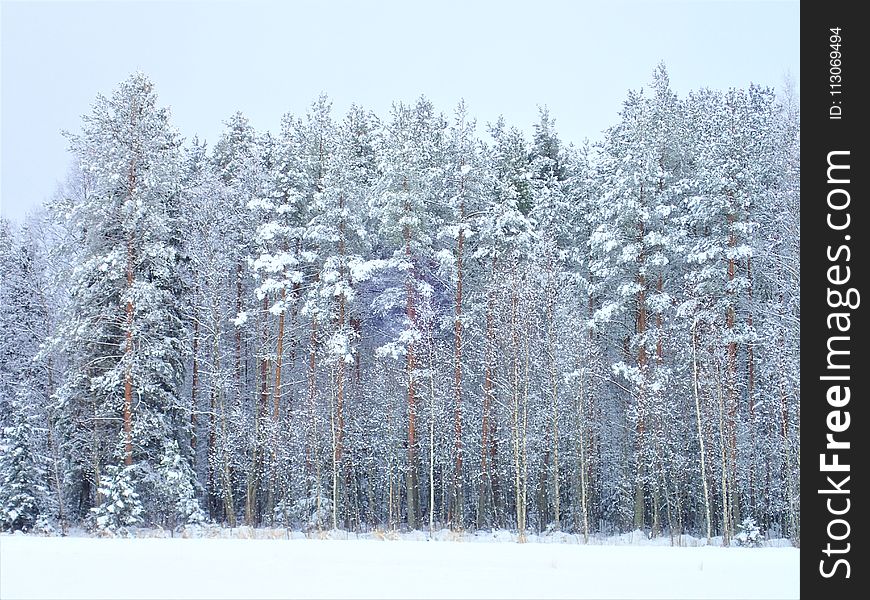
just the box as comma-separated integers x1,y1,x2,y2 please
734,517,763,547
91,465,143,535
274,485,333,531
147,440,206,530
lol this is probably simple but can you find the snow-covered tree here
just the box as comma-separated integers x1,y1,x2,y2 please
92,464,144,534
54,72,192,522
370,98,447,530
0,400,47,532
145,439,206,530
588,64,688,533
734,515,763,547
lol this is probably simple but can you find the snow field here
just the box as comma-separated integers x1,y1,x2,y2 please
0,535,798,599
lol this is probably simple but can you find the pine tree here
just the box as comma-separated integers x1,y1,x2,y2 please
310,103,380,530
589,65,687,533
55,72,194,523
368,98,447,530
438,100,486,530
213,111,270,526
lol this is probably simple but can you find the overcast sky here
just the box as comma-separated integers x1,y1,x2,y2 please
1,0,798,222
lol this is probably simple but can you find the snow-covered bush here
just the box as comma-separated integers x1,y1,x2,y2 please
734,516,763,547
148,440,206,529
92,438,205,534
92,465,144,534
274,485,333,531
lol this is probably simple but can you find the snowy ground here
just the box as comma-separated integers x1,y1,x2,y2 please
0,533,798,599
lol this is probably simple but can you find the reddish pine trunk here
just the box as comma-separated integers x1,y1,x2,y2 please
273,287,286,422
403,181,419,529
123,142,137,467
637,276,647,371
636,215,648,371
634,217,647,529
656,276,663,362
124,255,134,466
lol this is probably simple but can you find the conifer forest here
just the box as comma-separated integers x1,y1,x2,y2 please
0,66,800,544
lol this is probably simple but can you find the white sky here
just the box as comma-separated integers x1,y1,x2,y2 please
1,0,799,222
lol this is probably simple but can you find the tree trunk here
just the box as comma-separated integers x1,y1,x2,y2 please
778,327,797,542
634,217,647,530
658,455,674,545
691,321,712,543
247,295,270,526
220,381,236,527
208,346,217,520
575,368,589,543
333,194,347,529
307,311,319,505
123,244,134,467
429,337,437,534
91,396,103,510
521,301,531,541
656,276,664,362
210,295,235,526
452,216,464,529
191,289,200,463
546,255,560,530
268,286,286,522
478,260,496,529
716,359,731,546
122,101,140,468
44,361,66,534
746,256,756,510
235,262,244,402
510,274,528,542
726,211,739,533
329,364,339,530
260,294,271,417
403,181,419,530
123,216,136,465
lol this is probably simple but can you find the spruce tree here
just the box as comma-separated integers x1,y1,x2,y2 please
0,400,46,532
